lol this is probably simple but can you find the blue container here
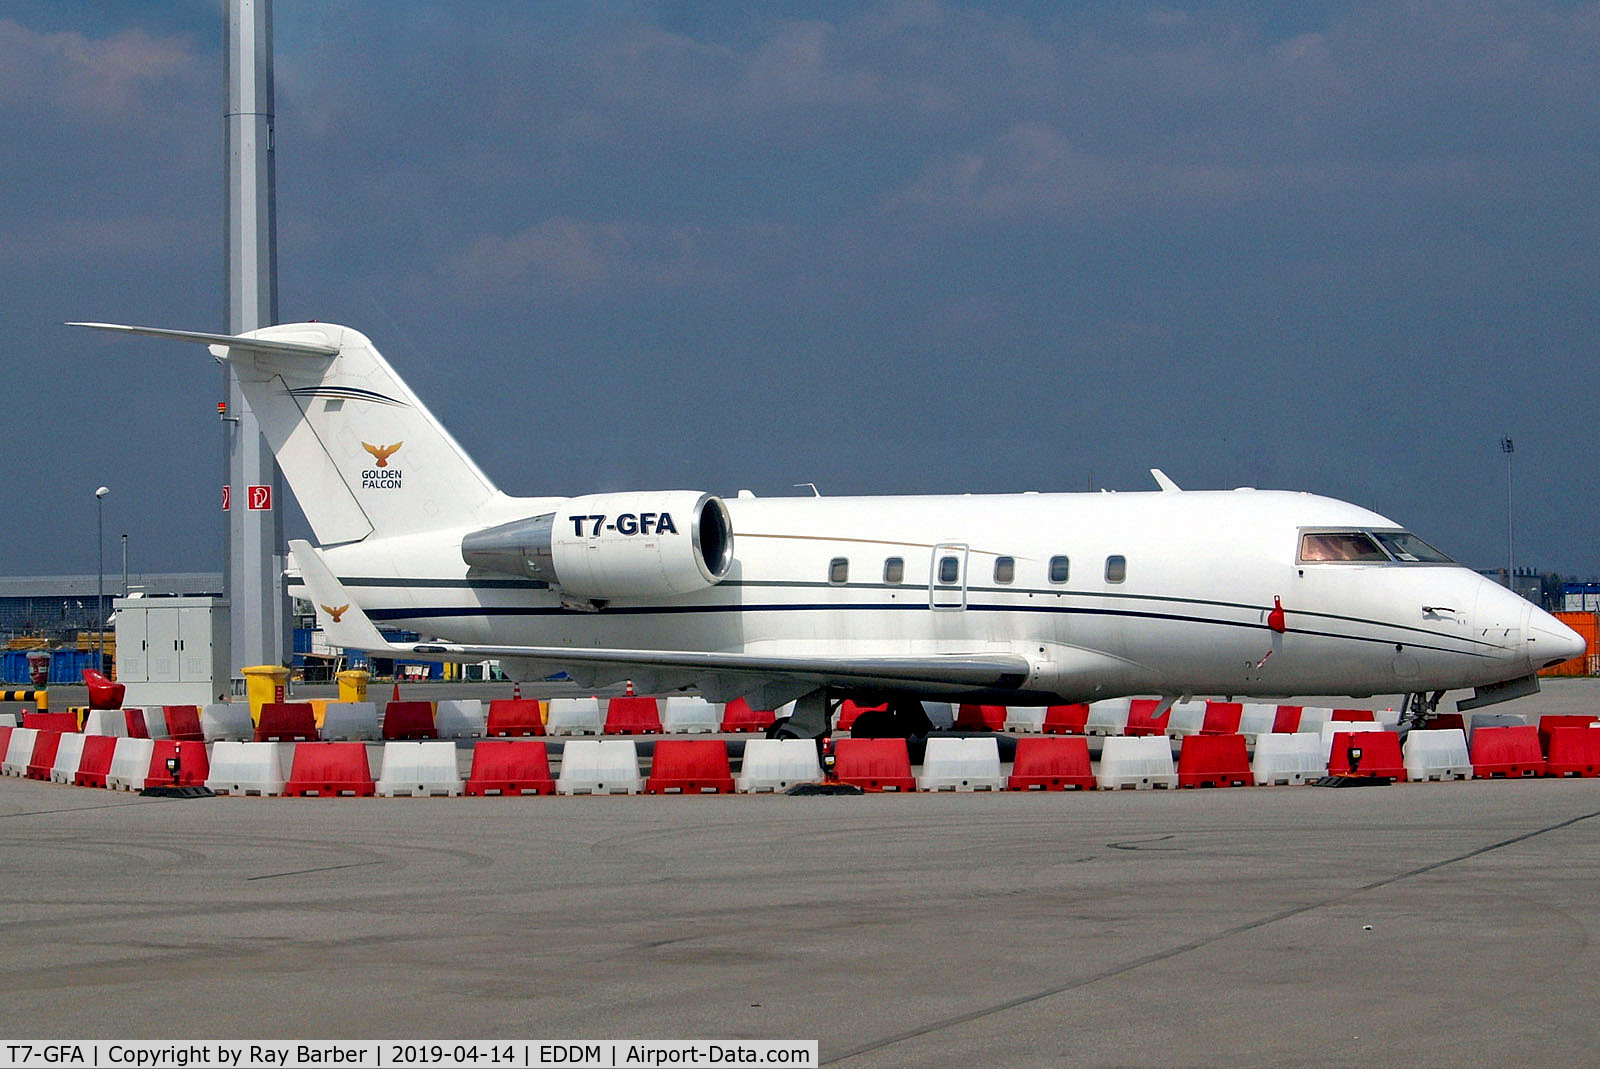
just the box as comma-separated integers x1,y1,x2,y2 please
48,650,103,685
2,651,30,685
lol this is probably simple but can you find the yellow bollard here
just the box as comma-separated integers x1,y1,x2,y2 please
337,669,370,704
241,665,290,725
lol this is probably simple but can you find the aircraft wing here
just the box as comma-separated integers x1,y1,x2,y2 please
288,541,1034,693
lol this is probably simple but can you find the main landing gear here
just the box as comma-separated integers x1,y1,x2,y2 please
1398,689,1446,731
766,692,932,741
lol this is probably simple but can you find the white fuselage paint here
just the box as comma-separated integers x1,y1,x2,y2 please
320,488,1556,703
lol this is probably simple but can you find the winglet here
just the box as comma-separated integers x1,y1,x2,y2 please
288,540,402,653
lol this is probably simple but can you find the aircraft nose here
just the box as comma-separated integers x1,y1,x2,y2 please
1529,610,1588,670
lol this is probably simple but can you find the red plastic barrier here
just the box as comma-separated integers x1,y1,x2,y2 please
75,734,118,788
952,704,1007,731
833,738,916,792
256,702,320,741
162,705,205,742
144,740,211,787
1125,699,1171,737
835,701,885,731
1042,704,1090,735
485,699,545,737
464,740,555,795
1545,726,1600,778
604,696,661,735
720,698,776,733
22,712,79,733
1538,715,1597,754
383,701,438,740
25,730,63,780
1201,701,1243,735
82,668,125,710
1272,706,1303,733
0,725,11,760
1332,708,1376,722
1007,736,1095,790
283,742,376,797
1327,730,1403,781
645,739,735,794
1470,725,1544,778
1177,734,1255,788
124,708,150,739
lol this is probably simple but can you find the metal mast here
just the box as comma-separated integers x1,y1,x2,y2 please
224,0,287,677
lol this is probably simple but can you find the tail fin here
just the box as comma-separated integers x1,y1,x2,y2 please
72,321,501,544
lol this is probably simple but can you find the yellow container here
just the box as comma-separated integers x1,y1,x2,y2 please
241,664,290,724
309,698,331,728
337,669,370,704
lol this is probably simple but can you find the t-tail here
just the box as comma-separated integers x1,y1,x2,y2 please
70,322,504,545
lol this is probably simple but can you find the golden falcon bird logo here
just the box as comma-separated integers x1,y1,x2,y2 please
321,604,349,624
362,441,403,467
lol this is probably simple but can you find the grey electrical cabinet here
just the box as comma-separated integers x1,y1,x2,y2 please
113,597,231,706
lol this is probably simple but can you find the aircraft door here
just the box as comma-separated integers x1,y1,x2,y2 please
930,544,969,610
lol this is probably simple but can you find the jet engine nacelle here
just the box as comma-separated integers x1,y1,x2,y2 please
462,491,734,600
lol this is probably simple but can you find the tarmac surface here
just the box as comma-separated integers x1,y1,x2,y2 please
1,681,1598,1066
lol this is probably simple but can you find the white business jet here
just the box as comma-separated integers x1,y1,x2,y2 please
72,321,1585,738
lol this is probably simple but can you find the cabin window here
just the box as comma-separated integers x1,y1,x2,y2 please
1105,555,1126,583
1299,531,1388,563
829,557,849,584
883,557,904,584
938,555,960,585
1048,556,1070,583
994,556,1015,584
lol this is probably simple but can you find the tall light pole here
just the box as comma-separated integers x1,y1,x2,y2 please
95,485,109,670
121,533,128,598
1501,436,1515,594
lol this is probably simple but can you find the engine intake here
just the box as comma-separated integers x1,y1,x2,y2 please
462,491,734,600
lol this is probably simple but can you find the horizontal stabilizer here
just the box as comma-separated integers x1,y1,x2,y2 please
68,322,340,358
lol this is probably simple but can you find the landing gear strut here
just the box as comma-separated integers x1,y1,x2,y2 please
1399,689,1446,731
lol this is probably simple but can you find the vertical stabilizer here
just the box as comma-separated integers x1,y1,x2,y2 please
224,323,499,543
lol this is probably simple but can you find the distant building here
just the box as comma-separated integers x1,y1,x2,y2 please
0,573,222,641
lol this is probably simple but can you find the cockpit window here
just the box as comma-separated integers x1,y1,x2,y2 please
1372,530,1454,563
1299,531,1388,563
1299,529,1457,564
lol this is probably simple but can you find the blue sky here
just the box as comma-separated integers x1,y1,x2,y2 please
3,1,1597,576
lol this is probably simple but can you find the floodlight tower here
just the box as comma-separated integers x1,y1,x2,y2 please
225,0,288,677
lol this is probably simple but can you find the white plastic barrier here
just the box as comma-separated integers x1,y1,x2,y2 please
375,741,464,797
917,737,1005,791
661,696,720,734
132,707,169,740
1320,720,1387,761
545,697,603,736
205,741,290,795
1403,728,1473,781
1296,707,1336,735
1097,736,1177,789
321,702,380,741
201,703,256,742
1238,703,1279,738
50,732,88,784
435,699,487,739
1251,732,1325,785
1166,700,1208,737
735,738,823,792
1003,707,1046,733
81,709,127,737
106,737,156,791
556,739,642,794
2,728,38,776
1374,707,1402,729
0,712,16,728
1086,698,1132,736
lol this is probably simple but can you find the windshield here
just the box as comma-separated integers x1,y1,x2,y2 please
1371,530,1454,563
1299,529,1456,564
